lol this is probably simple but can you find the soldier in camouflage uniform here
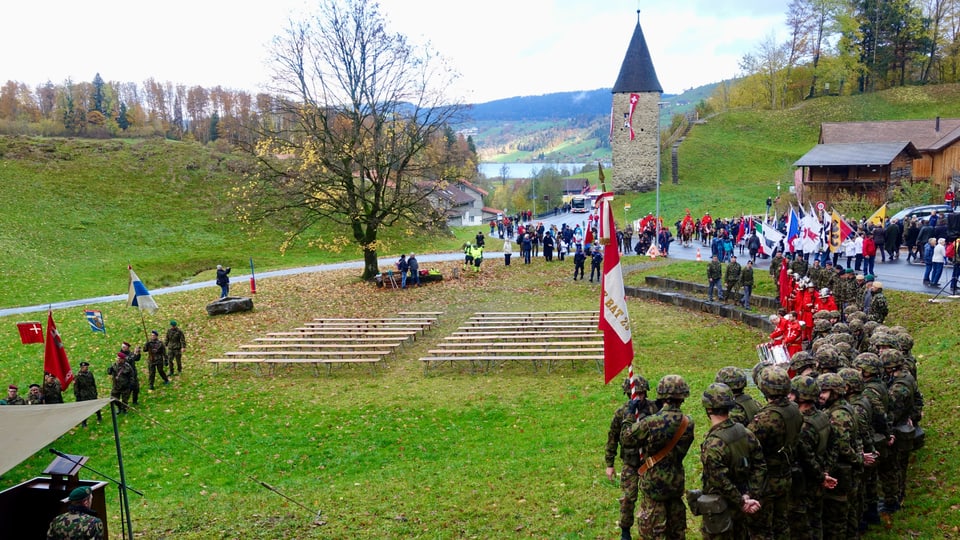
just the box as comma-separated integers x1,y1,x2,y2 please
27,383,45,405
770,252,784,297
715,367,760,426
622,375,695,540
3,384,27,405
724,256,742,305
839,368,878,537
788,376,838,540
606,376,659,540
120,342,142,405
43,372,64,404
817,372,863,540
107,352,135,413
694,383,766,540
144,330,169,390
855,353,891,527
879,348,916,517
866,282,888,323
73,361,102,426
788,351,818,379
789,252,808,278
46,486,104,539
747,366,802,540
708,255,724,302
165,320,187,375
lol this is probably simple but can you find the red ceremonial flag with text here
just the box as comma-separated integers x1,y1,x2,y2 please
17,321,44,344
597,192,634,383
44,311,74,391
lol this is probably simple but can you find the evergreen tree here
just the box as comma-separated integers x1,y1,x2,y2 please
208,111,220,142
92,73,105,113
117,101,130,131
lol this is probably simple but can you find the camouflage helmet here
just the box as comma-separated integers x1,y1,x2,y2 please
854,353,883,378
758,365,791,398
880,349,905,371
622,375,650,396
701,382,736,411
813,319,833,333
847,310,867,323
843,304,859,315
789,351,817,375
872,332,900,350
889,325,909,335
862,320,880,336
847,318,864,334
833,342,854,364
838,368,863,394
817,372,846,394
814,346,840,371
656,374,690,400
897,333,914,353
813,310,831,320
791,375,820,402
831,322,850,335
752,362,769,387
715,366,747,391
828,310,841,320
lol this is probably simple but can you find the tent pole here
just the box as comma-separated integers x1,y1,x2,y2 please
111,401,135,540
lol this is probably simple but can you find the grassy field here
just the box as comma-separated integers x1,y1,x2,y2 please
0,136,465,309
1,255,956,539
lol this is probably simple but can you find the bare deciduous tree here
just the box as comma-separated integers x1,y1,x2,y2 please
235,0,466,279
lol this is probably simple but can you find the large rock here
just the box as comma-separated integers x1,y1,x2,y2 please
206,296,254,316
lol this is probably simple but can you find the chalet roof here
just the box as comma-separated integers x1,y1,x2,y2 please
435,187,475,207
794,142,921,167
820,118,960,151
457,179,488,197
612,18,662,94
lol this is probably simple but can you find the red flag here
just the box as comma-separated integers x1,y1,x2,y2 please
597,192,634,383
736,219,746,244
44,311,74,391
16,321,44,344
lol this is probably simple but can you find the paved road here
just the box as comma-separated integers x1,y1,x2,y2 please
3,226,953,317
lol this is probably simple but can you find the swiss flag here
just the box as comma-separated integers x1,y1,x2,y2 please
16,321,44,344
597,192,634,383
44,311,74,391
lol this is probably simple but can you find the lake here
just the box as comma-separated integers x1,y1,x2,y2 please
478,162,602,178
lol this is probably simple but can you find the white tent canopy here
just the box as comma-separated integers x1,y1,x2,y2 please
0,399,112,476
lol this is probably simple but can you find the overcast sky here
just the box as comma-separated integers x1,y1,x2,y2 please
2,0,791,103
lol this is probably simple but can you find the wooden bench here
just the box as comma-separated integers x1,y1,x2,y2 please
446,332,601,340
271,329,419,341
420,354,603,373
209,356,383,375
302,321,434,334
456,324,598,332
309,317,436,325
473,311,598,316
466,316,599,323
241,343,399,350
434,340,602,348
255,336,408,343
226,350,392,357
398,311,444,316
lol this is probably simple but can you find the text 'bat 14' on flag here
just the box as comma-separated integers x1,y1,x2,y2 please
44,311,74,390
16,321,44,344
127,265,159,314
597,192,633,384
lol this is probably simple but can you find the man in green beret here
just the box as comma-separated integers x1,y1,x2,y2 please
164,320,187,376
46,486,104,539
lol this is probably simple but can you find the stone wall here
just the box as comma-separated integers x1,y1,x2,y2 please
611,91,660,193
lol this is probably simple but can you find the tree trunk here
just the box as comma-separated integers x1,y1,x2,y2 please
362,248,380,280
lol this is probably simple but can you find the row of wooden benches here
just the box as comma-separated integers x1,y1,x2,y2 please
208,314,441,374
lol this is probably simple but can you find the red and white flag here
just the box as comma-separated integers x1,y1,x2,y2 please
16,321,44,344
627,93,640,140
597,192,634,383
44,311,74,391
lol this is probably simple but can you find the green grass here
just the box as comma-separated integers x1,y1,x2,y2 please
0,137,465,308
0,257,955,539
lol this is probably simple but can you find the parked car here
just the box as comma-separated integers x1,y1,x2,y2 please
889,204,954,224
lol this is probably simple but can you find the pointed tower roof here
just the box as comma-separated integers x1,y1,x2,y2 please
612,13,662,94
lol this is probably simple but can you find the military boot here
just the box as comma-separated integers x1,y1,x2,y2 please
620,526,632,540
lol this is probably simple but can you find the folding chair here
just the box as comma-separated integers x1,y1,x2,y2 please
386,270,398,288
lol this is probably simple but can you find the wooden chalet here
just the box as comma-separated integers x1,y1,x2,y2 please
795,118,960,204
794,142,920,205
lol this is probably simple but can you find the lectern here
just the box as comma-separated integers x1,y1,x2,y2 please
0,453,108,538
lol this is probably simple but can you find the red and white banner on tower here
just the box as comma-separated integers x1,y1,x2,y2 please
627,93,640,140
597,192,634,383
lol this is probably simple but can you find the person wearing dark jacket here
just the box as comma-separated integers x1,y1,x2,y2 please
215,264,231,298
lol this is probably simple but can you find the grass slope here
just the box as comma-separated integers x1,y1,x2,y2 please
0,256,955,539
0,137,462,308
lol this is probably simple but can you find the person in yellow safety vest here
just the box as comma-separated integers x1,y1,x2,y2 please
471,244,484,272
463,242,474,271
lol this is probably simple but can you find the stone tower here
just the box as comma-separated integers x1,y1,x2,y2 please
611,13,662,193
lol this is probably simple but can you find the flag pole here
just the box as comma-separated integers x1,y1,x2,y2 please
138,309,148,342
